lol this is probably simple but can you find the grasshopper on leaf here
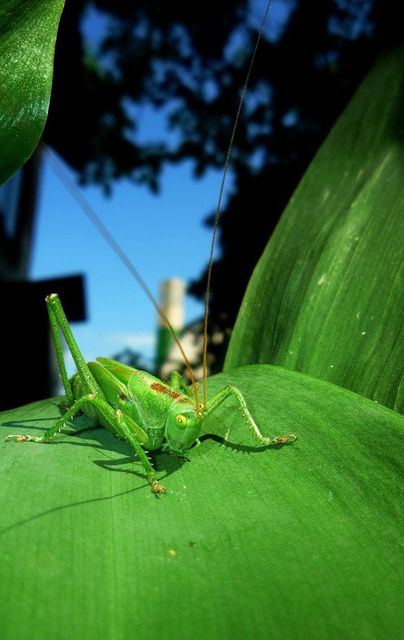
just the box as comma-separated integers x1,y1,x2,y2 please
6,293,296,493
5,0,296,493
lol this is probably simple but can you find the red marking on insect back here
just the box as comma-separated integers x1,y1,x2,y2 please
151,383,181,400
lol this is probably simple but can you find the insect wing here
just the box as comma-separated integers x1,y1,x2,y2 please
95,357,138,385
97,358,176,448
88,360,150,445
88,360,142,425
87,361,127,403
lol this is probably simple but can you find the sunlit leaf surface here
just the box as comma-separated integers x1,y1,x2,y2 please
1,366,402,639
225,47,404,413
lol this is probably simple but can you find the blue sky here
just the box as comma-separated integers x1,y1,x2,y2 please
29,1,286,376
30,151,221,374
29,5,233,375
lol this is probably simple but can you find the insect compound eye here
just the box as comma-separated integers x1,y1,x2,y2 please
175,414,188,429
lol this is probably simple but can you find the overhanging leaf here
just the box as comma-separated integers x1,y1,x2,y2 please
0,0,65,185
225,47,404,413
0,366,402,639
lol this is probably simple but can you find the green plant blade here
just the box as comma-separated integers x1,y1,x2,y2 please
1,366,402,639
0,0,65,185
225,47,404,413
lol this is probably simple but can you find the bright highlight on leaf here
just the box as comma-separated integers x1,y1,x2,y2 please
0,0,65,185
226,46,404,413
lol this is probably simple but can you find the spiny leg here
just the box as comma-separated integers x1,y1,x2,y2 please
7,294,165,493
46,293,102,399
6,291,104,444
47,295,73,404
205,384,297,446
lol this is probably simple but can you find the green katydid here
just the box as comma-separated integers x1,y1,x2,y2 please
6,0,297,494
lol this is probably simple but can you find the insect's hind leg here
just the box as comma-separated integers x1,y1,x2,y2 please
6,294,165,494
205,385,297,446
46,294,74,404
46,293,102,400
6,295,105,442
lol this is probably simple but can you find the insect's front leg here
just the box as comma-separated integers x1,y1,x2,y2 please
205,385,297,446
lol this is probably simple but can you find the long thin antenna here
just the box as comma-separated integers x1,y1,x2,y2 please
44,147,201,410
202,0,273,406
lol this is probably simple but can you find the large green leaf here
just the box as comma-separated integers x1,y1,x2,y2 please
0,0,64,185
1,366,402,639
225,47,404,413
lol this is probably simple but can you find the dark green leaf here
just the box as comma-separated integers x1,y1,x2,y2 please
0,0,65,184
1,366,402,639
225,47,404,413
